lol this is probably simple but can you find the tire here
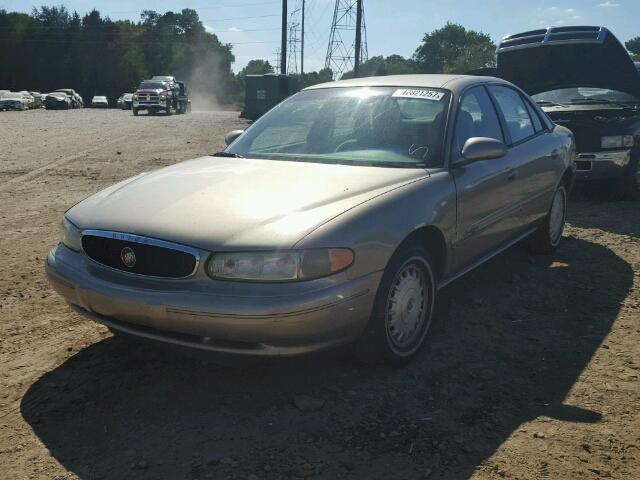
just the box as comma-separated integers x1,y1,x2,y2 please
527,184,567,254
355,243,437,366
166,104,173,116
132,108,138,116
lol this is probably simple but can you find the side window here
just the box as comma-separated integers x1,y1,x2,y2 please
454,86,504,155
523,97,544,132
488,86,536,143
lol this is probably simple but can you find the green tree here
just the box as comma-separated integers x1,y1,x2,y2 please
296,68,334,88
626,37,640,61
413,22,496,74
342,54,417,79
238,59,274,78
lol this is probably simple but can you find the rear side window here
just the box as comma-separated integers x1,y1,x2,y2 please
488,86,536,144
523,98,544,132
454,86,504,155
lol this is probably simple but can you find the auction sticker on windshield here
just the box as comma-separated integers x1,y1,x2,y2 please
392,89,445,101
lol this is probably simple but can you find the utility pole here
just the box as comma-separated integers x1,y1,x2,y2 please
281,0,287,74
354,0,362,77
301,0,305,75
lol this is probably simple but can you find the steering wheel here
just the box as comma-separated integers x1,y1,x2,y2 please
334,139,358,153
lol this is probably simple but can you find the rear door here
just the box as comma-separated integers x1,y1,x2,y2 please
487,85,559,229
450,86,521,271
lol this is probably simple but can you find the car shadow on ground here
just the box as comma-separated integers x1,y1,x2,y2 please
568,190,639,238
21,235,633,480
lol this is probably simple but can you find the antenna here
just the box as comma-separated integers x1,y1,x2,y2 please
325,0,368,78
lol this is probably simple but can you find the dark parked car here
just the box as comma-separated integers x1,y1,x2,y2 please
481,26,640,199
47,74,575,365
45,92,72,110
54,89,82,108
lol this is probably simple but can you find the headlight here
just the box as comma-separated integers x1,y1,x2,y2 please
61,216,82,251
206,249,354,282
601,135,635,149
132,94,138,100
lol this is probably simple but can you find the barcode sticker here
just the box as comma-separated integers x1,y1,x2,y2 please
392,89,445,101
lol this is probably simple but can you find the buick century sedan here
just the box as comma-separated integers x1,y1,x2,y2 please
46,75,575,365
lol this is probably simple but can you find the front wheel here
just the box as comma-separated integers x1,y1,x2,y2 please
527,184,567,254
355,243,436,366
132,108,139,116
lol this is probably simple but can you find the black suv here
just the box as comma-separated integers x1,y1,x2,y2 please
477,26,640,199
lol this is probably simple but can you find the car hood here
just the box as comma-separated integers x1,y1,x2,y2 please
489,26,640,98
67,156,429,251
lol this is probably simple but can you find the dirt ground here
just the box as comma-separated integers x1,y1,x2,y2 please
0,108,638,480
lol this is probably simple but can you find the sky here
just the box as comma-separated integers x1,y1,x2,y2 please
0,0,638,73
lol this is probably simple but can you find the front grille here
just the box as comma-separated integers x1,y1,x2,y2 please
82,234,197,278
138,94,159,102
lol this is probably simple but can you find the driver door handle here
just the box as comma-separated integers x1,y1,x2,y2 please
507,169,518,181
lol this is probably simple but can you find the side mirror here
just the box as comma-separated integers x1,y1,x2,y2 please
457,137,507,166
225,130,245,146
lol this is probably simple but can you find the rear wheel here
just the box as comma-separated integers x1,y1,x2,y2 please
527,184,567,254
355,243,436,366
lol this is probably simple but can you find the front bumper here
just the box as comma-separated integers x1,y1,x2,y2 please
133,100,169,110
46,243,380,356
574,149,633,181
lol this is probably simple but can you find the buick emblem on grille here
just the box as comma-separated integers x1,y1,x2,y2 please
120,247,137,268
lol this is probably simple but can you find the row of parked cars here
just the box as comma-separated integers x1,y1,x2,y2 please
0,88,137,111
0,90,46,110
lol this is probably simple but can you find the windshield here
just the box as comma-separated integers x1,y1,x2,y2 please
533,87,640,105
123,93,133,100
227,87,451,168
2,93,21,99
139,81,167,90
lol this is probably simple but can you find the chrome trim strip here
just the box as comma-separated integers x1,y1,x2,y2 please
166,290,370,320
80,229,202,278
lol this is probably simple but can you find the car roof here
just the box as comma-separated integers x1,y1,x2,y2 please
304,74,510,94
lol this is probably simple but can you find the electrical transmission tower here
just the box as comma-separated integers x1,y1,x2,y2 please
325,0,368,78
287,18,301,74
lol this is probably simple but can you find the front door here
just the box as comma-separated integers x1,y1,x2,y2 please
451,86,521,271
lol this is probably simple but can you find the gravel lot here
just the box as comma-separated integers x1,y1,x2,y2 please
0,108,638,480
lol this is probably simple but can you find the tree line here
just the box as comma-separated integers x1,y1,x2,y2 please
0,6,238,103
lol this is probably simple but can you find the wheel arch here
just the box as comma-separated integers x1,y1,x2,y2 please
561,166,575,193
397,225,448,281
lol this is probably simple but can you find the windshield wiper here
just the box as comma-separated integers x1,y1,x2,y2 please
569,98,633,109
535,100,569,107
336,160,427,169
213,151,243,158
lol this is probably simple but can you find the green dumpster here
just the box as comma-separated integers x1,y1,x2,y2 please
241,74,299,121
